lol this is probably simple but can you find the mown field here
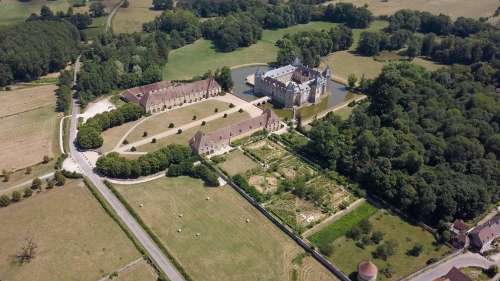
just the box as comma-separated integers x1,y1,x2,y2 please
114,260,158,281
125,99,229,143
309,202,450,281
136,110,251,152
163,20,387,80
112,0,161,33
217,149,260,177
0,85,60,171
325,0,499,19
0,0,119,27
113,176,339,281
0,180,142,281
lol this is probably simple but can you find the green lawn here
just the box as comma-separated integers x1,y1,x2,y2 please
82,16,107,41
308,201,377,247
163,20,388,80
0,0,70,27
309,203,451,281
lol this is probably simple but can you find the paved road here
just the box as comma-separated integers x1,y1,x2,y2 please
69,59,186,281
0,172,55,195
409,252,496,281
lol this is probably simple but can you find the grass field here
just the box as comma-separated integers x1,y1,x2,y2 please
163,21,387,80
326,0,499,19
217,149,260,177
101,118,141,152
136,111,251,152
125,100,229,143
0,85,60,171
112,0,161,33
113,176,339,281
309,202,450,280
115,260,157,281
0,0,119,27
0,160,56,193
0,180,141,281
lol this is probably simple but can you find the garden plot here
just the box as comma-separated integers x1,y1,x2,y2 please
306,176,353,209
244,139,288,163
276,155,317,180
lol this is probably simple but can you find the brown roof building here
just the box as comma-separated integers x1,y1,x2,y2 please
189,109,281,156
452,219,469,234
433,267,472,281
121,78,222,113
469,214,500,252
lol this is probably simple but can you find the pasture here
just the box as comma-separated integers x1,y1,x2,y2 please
309,202,450,280
0,180,141,281
112,0,161,33
136,110,251,152
114,260,158,281
163,20,387,80
326,0,499,19
0,0,119,27
0,85,60,171
125,99,229,143
113,176,339,281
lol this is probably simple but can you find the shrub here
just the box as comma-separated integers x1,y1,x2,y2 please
123,139,129,145
54,171,66,186
238,108,243,113
177,129,182,134
25,167,32,174
169,123,175,128
371,231,384,244
223,113,228,118
131,146,137,152
484,265,498,277
31,178,42,190
11,191,22,202
232,174,265,202
346,226,362,240
201,121,206,126
46,179,55,189
43,155,50,164
152,138,157,143
359,218,373,234
318,242,334,256
0,195,10,207
214,108,218,113
24,188,33,197
192,115,197,120
407,243,423,257
229,103,235,108
143,131,148,137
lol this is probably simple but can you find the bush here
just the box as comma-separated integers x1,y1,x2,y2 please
232,174,265,202
407,243,424,257
484,265,498,278
223,113,228,118
318,242,334,256
123,139,129,145
229,103,235,108
0,195,11,207
177,129,182,134
131,146,137,152
31,178,42,190
11,191,22,202
238,108,243,113
43,155,50,164
23,188,33,197
152,138,157,143
143,131,148,137
169,123,175,128
371,231,384,244
214,108,218,113
54,171,66,186
346,226,362,240
192,115,197,120
201,121,206,126
46,179,55,189
359,219,373,234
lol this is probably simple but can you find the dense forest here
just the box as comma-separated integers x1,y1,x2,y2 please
76,32,169,105
0,21,80,86
304,63,500,224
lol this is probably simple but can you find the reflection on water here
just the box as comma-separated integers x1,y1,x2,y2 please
231,65,351,109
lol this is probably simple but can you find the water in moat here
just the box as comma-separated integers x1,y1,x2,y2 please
231,65,350,108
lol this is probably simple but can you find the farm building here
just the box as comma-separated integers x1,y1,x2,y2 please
469,214,500,252
189,109,281,156
121,78,222,113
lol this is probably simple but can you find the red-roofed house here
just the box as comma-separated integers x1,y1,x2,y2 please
432,267,472,281
189,109,281,156
121,78,221,113
469,214,500,252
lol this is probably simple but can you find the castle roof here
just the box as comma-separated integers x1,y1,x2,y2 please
358,260,377,277
121,78,221,108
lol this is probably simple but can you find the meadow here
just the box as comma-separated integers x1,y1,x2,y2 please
0,180,142,281
217,149,260,177
0,85,60,171
325,0,499,19
112,0,161,33
113,176,339,281
163,20,387,80
309,202,450,280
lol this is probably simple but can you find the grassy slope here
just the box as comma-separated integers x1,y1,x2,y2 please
112,0,162,33
0,180,141,281
113,176,339,281
164,21,388,80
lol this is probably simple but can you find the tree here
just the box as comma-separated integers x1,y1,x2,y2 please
346,225,362,240
407,243,423,256
143,131,148,137
214,108,218,113
318,242,334,256
26,167,32,174
89,2,105,17
54,171,65,186
0,195,10,207
16,238,37,264
2,169,10,182
371,231,385,244
357,32,380,56
46,179,55,189
348,73,357,89
11,191,22,202
152,0,173,10
169,123,175,128
359,219,373,234
177,129,182,134
0,63,13,87
31,178,42,190
122,0,129,8
192,115,197,120
43,155,50,164
223,113,228,118
201,121,206,126
215,66,233,91
152,138,157,143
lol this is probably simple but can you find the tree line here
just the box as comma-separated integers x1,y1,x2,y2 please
275,25,353,67
76,103,145,149
96,144,219,186
303,63,500,224
0,21,80,86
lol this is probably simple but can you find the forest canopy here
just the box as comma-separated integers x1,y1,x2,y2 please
0,21,80,86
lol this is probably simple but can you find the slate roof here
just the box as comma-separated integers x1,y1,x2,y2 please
469,214,500,248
